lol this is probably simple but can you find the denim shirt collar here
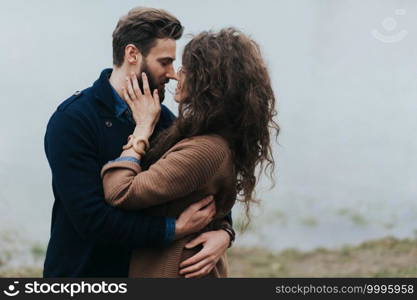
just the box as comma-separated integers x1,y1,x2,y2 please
109,84,129,119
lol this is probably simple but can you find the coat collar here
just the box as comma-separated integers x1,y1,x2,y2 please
92,68,117,116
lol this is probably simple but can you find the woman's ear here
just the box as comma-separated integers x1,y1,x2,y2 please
124,44,142,65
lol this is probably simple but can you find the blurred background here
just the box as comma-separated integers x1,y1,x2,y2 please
0,0,416,277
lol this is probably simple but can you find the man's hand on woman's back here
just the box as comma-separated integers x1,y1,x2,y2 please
174,196,216,240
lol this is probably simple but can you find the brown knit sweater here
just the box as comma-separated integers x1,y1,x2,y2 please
101,134,236,278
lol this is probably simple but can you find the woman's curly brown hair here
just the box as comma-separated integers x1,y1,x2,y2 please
143,28,279,228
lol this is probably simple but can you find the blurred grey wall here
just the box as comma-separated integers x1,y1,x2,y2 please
0,0,416,251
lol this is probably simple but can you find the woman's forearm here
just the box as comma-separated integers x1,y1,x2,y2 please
102,135,228,210
120,148,142,160
132,124,153,140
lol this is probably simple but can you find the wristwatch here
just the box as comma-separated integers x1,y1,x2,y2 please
219,223,235,248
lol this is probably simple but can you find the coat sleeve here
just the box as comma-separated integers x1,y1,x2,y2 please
45,110,169,248
101,137,229,210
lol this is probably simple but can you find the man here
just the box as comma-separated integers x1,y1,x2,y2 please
43,7,235,277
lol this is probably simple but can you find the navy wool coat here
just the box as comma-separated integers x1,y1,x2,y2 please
43,69,176,277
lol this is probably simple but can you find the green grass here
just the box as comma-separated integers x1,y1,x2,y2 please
227,236,417,277
336,208,368,227
1,236,417,278
300,216,318,227
0,267,42,277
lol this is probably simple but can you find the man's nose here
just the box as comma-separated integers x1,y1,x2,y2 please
166,66,179,81
166,73,179,81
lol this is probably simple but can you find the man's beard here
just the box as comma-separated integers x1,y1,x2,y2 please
138,60,166,102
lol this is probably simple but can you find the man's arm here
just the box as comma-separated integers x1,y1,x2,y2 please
177,211,234,278
45,109,170,248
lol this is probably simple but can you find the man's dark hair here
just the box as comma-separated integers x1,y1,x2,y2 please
112,7,184,67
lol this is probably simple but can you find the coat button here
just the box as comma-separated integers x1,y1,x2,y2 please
105,120,112,127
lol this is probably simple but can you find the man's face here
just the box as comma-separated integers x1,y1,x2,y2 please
137,38,177,102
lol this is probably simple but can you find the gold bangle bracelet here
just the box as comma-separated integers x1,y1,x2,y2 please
122,135,149,156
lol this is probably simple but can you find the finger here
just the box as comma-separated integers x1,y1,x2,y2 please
208,201,216,212
200,195,214,209
210,202,217,216
179,257,211,275
126,76,136,100
184,264,213,278
211,202,217,217
131,72,143,98
197,202,215,222
121,86,133,107
193,195,214,211
141,72,151,95
153,89,160,104
184,235,205,249
203,202,216,218
179,247,209,268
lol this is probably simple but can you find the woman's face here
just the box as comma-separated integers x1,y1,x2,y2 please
174,66,187,103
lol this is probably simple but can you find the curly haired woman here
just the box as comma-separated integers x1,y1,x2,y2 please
101,28,279,278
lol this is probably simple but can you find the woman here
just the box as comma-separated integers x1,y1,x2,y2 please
101,28,279,277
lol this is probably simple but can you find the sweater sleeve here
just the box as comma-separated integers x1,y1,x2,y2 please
101,136,228,210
